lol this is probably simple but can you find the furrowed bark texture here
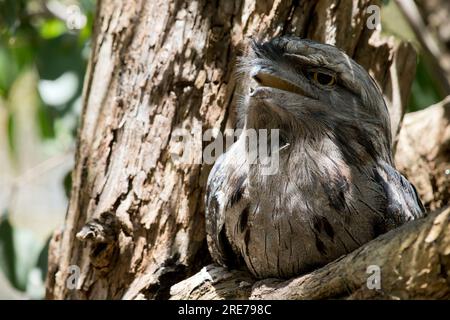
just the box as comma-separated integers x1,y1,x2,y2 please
395,96,450,211
46,0,418,299
170,207,450,300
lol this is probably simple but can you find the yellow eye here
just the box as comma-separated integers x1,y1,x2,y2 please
313,72,336,87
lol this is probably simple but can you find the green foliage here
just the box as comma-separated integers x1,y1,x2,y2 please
0,46,20,97
381,0,443,112
1,0,95,142
7,111,15,155
12,226,44,291
0,0,27,34
0,213,18,287
36,237,50,283
0,0,95,298
63,170,73,199
37,99,56,139
409,58,443,112
39,19,67,39
0,213,49,295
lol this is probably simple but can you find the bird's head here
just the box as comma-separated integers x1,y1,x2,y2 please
237,36,393,165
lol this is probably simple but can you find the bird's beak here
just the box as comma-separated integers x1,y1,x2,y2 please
249,68,310,98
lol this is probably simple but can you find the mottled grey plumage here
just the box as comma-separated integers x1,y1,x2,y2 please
205,36,425,279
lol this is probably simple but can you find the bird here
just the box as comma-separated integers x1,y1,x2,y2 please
205,36,426,279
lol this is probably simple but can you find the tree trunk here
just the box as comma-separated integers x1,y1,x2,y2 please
46,0,420,300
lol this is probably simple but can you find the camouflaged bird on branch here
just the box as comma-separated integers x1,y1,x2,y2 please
205,36,425,279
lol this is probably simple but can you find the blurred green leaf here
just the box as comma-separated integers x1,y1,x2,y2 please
409,56,443,112
0,0,26,34
37,99,55,139
36,34,84,80
36,236,50,282
39,19,67,39
36,35,85,116
0,214,44,293
0,46,19,97
7,111,15,155
0,213,18,289
80,0,96,13
0,36,37,97
12,226,44,291
0,0,95,299
63,169,72,199
0,196,51,300
23,236,51,299
8,36,36,69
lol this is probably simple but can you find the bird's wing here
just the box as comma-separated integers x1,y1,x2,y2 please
205,151,246,268
372,161,426,226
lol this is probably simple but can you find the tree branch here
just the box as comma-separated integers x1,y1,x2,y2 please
395,96,450,210
395,0,450,96
170,206,450,300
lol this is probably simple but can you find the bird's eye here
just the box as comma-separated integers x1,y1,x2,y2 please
312,71,336,87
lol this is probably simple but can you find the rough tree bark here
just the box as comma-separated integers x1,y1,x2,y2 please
46,0,429,300
395,96,450,211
